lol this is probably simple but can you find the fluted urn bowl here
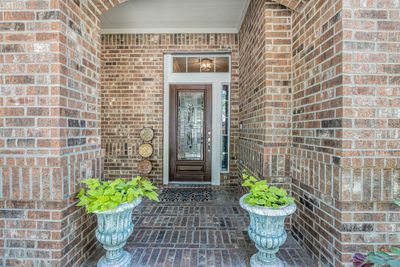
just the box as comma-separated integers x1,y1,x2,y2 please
240,194,296,267
94,197,142,267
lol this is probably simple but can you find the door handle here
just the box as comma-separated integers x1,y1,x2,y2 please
207,137,211,151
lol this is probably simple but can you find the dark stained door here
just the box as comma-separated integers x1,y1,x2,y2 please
169,84,212,182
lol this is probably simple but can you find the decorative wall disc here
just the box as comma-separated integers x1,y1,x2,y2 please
138,143,153,158
140,127,154,142
138,160,152,174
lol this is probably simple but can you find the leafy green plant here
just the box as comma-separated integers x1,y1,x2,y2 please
364,247,400,267
77,177,159,213
353,199,400,267
241,171,294,208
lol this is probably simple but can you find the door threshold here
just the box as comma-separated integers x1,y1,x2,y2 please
168,181,212,185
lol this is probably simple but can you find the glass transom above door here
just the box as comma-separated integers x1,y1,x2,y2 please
173,56,230,73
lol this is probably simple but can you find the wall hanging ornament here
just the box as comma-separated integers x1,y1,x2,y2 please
138,143,153,158
140,127,154,142
138,160,152,175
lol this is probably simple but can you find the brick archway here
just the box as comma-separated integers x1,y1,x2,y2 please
91,0,129,15
272,0,308,11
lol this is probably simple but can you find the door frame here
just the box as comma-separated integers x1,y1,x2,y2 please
163,53,231,185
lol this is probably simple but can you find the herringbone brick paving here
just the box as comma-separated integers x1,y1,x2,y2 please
83,187,315,266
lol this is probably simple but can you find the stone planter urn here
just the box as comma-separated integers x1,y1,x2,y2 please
240,194,296,267
94,197,142,267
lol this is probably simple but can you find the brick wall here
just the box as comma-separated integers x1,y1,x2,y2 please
292,0,400,266
290,0,344,265
0,0,124,265
239,0,292,183
101,33,239,186
339,0,400,265
240,0,400,266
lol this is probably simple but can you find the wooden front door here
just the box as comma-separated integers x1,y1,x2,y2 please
169,84,212,182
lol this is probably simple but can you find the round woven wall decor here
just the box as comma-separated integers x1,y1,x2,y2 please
138,160,152,174
138,143,153,158
140,127,154,142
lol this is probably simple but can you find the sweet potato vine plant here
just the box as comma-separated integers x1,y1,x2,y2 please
77,177,159,213
242,171,294,209
353,199,400,267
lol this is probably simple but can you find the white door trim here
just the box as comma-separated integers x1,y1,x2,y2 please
163,54,231,185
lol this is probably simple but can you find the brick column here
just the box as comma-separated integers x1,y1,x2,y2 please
291,0,400,266
0,1,72,265
291,0,344,265
0,0,126,265
239,0,292,183
339,0,400,265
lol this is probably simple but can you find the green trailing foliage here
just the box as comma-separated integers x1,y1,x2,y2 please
365,247,400,267
355,199,400,267
241,170,294,209
77,177,159,213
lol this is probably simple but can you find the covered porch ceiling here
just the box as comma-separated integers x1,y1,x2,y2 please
101,0,250,34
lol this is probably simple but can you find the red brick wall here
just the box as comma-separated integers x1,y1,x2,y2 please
0,0,79,265
339,0,400,265
0,1,64,201
240,0,400,266
101,33,239,185
292,0,400,266
0,0,123,265
290,0,344,265
239,0,292,182
239,0,267,177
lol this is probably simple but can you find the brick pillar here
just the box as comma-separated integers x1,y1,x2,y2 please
291,0,344,265
339,0,400,265
0,1,72,265
239,0,292,183
291,0,400,266
0,0,126,265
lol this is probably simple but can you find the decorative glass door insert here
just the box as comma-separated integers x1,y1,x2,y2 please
169,85,212,182
177,92,204,161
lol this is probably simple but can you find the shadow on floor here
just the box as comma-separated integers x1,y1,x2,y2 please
82,187,315,267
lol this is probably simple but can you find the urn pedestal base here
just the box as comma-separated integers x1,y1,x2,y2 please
98,251,132,267
250,253,284,267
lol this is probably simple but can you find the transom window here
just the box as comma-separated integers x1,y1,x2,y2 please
173,56,230,73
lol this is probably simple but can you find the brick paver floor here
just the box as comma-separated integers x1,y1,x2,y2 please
83,187,315,267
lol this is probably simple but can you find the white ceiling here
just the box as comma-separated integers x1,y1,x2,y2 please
101,0,249,34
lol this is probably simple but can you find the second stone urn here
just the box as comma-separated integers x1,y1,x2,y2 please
240,194,296,267
94,197,142,267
